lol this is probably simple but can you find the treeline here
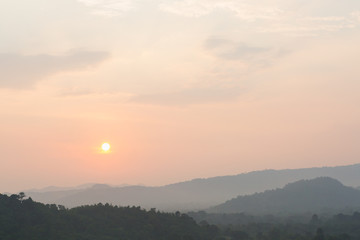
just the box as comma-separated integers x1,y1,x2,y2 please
0,193,217,240
189,211,360,240
1,193,360,240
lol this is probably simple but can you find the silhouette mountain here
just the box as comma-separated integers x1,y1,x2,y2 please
0,193,216,240
25,163,360,211
209,177,360,214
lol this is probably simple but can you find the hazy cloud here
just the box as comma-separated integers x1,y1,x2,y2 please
130,87,242,105
203,37,287,72
77,0,137,16
258,14,359,36
205,38,270,61
0,51,109,89
76,0,360,34
128,37,283,106
159,0,283,20
159,0,360,35
351,11,360,22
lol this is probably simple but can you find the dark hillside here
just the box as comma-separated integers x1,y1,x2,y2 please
209,177,360,214
0,193,217,240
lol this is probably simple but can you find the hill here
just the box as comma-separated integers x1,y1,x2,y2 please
0,193,217,240
209,177,360,214
2,193,360,240
25,163,360,211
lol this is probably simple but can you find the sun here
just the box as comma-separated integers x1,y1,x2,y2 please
101,143,111,152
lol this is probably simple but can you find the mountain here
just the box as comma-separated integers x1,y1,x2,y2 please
23,183,130,193
23,183,97,193
25,163,360,211
209,177,360,214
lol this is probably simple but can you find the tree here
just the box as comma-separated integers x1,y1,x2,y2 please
18,192,26,201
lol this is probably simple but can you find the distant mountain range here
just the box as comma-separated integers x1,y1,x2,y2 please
25,163,360,211
23,183,98,193
24,183,130,193
209,177,360,214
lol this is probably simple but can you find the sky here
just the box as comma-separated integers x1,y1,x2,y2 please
1,0,360,192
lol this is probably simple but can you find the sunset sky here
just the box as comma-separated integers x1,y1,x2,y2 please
1,0,360,192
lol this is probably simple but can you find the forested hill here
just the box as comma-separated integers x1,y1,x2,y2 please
2,193,360,240
0,193,218,240
209,177,360,214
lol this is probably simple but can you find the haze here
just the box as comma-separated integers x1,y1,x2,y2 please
1,0,360,193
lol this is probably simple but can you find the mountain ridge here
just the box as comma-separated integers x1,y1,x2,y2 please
24,163,360,211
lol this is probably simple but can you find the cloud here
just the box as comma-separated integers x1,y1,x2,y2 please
78,0,283,20
258,15,359,36
129,86,242,105
205,37,270,61
77,0,137,17
351,11,360,22
203,37,287,72
0,51,109,89
128,37,282,106
159,0,283,21
159,0,360,35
